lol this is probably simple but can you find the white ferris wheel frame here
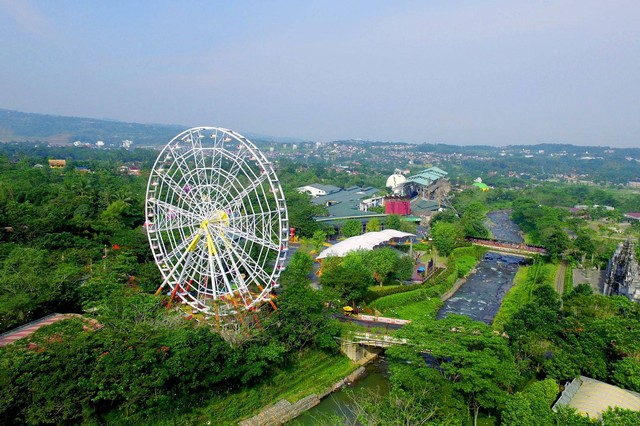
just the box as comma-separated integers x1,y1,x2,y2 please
145,127,288,315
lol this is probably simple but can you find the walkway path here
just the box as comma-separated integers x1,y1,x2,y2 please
0,313,99,347
555,261,568,294
467,237,547,256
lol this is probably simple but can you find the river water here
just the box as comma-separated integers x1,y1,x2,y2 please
436,252,525,324
437,210,526,324
289,357,390,425
485,210,523,243
291,212,524,422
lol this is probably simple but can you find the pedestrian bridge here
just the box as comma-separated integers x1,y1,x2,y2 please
467,237,547,256
352,332,408,347
337,332,408,362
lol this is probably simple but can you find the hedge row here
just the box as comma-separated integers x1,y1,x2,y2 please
363,246,485,305
363,268,448,303
368,287,434,311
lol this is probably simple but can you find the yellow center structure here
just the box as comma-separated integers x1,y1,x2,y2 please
200,211,230,256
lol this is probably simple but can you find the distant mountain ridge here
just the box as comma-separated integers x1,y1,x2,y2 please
0,108,191,147
0,108,307,147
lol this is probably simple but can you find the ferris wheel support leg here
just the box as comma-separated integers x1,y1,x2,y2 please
257,284,278,312
268,299,278,312
253,314,262,330
229,297,246,326
167,283,182,309
214,303,220,332
154,284,167,297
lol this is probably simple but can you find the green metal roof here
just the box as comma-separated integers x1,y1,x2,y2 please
406,167,448,186
312,186,380,220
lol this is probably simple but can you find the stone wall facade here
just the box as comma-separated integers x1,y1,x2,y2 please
603,240,640,302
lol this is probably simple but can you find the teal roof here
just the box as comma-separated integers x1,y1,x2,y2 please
312,186,380,219
406,167,448,186
410,198,440,213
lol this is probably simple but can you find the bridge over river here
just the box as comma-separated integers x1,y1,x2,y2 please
438,210,534,324
467,237,548,256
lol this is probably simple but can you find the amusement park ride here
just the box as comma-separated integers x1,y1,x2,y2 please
145,127,288,330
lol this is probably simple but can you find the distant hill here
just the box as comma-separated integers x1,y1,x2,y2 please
0,108,309,147
0,108,189,147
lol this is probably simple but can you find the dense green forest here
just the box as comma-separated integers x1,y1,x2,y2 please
2,143,640,425
0,146,345,423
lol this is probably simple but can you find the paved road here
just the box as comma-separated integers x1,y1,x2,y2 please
0,313,101,346
555,261,567,294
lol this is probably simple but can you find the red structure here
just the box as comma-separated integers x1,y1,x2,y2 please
385,197,411,215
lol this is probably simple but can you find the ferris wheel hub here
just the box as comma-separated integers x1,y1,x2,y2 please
205,210,230,227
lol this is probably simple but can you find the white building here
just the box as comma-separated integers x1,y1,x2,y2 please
297,184,341,198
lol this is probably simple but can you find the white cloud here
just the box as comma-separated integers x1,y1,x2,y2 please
0,0,48,36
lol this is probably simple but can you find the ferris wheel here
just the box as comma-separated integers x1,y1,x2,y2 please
145,127,288,318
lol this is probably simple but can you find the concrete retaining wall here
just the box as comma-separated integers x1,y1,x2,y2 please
239,394,320,426
239,366,368,426
441,275,470,302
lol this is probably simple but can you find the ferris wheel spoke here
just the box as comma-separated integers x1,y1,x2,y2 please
206,222,272,293
165,146,205,200
222,148,252,184
187,132,211,191
227,174,268,209
160,229,201,264
228,210,281,242
210,154,250,204
223,226,279,251
223,239,274,284
155,171,200,209
150,199,201,223
209,132,230,191
214,241,253,307
228,210,281,227
207,241,235,297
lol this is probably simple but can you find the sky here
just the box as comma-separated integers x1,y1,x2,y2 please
1,1,639,147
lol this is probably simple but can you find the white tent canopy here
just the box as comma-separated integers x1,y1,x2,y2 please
317,229,415,260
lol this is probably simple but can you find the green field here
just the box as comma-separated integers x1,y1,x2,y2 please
493,262,559,330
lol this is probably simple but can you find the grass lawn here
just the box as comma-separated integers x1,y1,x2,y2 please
393,298,443,322
493,261,560,330
368,286,442,322
204,350,355,424
141,350,357,426
492,265,532,330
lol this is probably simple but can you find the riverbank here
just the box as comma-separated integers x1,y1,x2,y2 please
149,350,356,425
437,252,524,324
241,352,380,426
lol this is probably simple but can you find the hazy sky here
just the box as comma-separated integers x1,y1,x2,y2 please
1,1,639,146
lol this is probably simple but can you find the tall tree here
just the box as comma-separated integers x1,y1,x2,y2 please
431,221,462,257
365,217,381,232
385,214,402,230
341,219,362,238
390,315,519,426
